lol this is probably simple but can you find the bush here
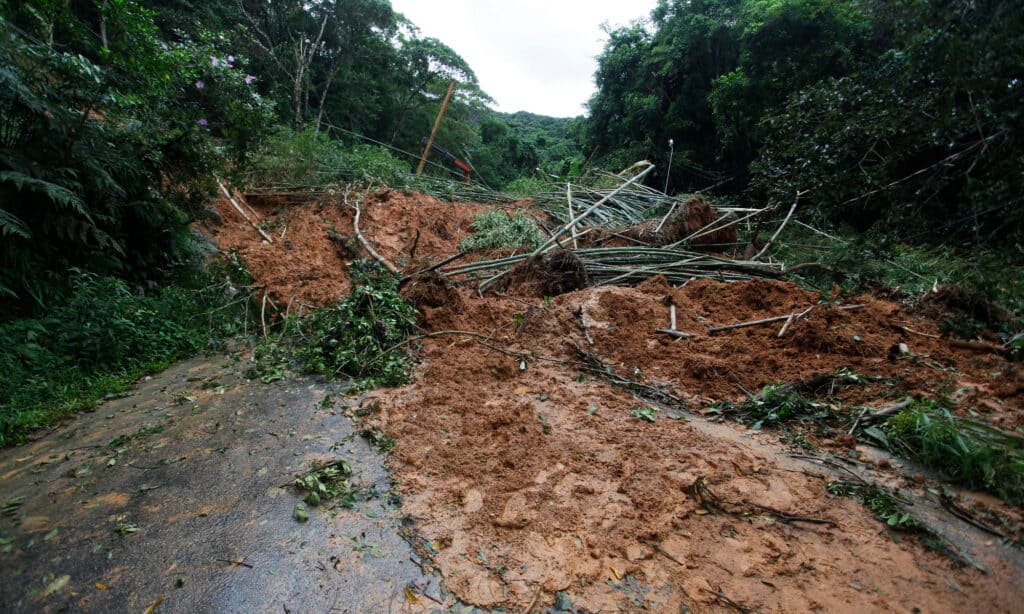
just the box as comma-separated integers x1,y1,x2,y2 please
246,129,410,188
0,258,255,446
293,261,418,389
460,210,544,252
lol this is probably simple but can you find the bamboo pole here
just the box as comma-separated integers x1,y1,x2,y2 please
416,79,457,176
217,179,273,243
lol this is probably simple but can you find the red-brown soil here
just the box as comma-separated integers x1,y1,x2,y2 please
204,190,1024,612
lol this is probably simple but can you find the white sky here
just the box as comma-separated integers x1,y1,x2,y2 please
389,0,657,118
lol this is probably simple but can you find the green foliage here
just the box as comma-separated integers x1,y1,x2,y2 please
459,210,544,252
361,428,396,454
496,111,585,180
246,128,410,188
0,2,272,313
750,1,1024,243
631,406,659,423
293,459,370,508
293,261,418,389
0,259,256,446
884,400,1024,505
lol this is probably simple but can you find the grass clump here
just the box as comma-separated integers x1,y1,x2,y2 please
292,261,417,390
0,258,255,446
459,210,544,252
883,399,1024,505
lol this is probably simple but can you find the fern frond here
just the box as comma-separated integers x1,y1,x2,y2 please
0,171,92,222
0,208,30,238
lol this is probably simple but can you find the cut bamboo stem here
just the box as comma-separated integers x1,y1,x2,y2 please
670,304,677,331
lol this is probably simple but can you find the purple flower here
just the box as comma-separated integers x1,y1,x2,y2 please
227,55,235,63
197,118,208,126
210,56,218,67
194,80,204,89
244,75,256,85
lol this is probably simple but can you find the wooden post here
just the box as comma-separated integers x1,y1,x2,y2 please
416,79,457,175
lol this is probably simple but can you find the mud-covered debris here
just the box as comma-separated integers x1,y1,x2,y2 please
504,248,588,297
400,270,463,312
614,195,737,248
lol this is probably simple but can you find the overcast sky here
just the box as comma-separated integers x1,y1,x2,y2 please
389,0,657,118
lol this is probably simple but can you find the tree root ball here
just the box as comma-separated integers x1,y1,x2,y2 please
400,270,463,312
504,249,589,297
617,195,737,248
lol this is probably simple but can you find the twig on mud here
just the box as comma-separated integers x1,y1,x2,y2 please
571,342,686,408
702,588,753,614
216,558,254,569
346,190,398,274
521,587,541,614
399,252,468,287
939,494,1017,544
787,453,871,486
217,179,274,244
654,545,686,567
750,503,837,527
514,305,536,337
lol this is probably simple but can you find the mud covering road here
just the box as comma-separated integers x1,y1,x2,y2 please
0,356,442,613
199,188,1024,612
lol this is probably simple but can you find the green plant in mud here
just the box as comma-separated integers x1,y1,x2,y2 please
459,210,544,252
294,261,418,390
361,428,396,454
827,481,918,529
735,386,834,429
631,406,658,423
882,399,1024,505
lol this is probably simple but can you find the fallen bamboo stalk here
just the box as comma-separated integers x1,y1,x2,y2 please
709,306,814,334
533,165,655,256
777,314,795,337
567,182,578,249
653,198,678,234
348,192,398,274
657,329,695,339
752,190,807,261
670,303,676,331
218,179,274,243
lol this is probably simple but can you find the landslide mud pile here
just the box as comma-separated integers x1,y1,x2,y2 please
206,189,1024,612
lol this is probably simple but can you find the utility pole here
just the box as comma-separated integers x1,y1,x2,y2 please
416,79,457,175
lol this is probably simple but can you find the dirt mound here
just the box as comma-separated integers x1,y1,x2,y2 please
614,195,737,248
202,188,526,306
503,248,589,297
